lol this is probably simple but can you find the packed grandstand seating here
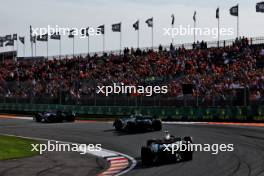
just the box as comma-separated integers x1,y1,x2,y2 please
0,37,263,105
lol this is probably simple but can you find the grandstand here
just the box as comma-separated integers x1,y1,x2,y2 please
0,36,263,111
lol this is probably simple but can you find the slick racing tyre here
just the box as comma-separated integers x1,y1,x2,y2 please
152,120,162,131
182,151,193,161
182,136,193,161
126,122,136,132
141,147,153,166
114,119,123,131
34,114,42,122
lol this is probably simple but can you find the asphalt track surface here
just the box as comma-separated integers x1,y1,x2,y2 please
1,118,264,176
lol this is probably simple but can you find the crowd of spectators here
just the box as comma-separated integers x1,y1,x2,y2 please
0,37,263,104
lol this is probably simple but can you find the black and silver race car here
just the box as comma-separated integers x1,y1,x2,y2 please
141,132,193,165
113,114,162,132
34,111,76,123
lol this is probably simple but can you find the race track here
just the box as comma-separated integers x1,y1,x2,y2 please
0,117,264,176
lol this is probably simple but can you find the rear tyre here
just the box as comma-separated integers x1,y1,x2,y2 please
141,147,153,166
66,116,75,122
126,122,136,133
183,136,193,161
34,114,41,122
182,151,193,161
183,136,193,143
152,120,162,131
114,119,123,131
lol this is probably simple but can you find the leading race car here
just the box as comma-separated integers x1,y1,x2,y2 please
141,131,193,165
34,111,76,123
113,114,162,132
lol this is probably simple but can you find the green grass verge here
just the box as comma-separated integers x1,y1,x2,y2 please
0,135,39,160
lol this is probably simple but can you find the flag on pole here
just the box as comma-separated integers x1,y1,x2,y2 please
30,25,34,42
5,35,12,41
216,8,219,19
230,5,238,16
171,14,175,25
112,23,121,32
193,11,197,22
68,29,75,56
50,32,61,40
98,25,105,35
30,26,36,43
13,34,17,40
146,18,153,27
133,20,139,30
256,2,264,12
30,25,32,35
0,36,6,42
37,34,48,41
81,27,89,36
0,36,3,46
19,37,25,44
5,40,14,46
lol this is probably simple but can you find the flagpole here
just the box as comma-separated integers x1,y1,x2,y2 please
172,15,174,45
23,43,25,57
172,22,174,44
47,40,49,59
16,40,19,59
2,44,4,63
88,36,90,55
35,42,37,57
120,24,122,54
103,34,105,53
30,26,33,57
31,41,33,57
237,4,239,38
151,25,154,49
59,38,61,59
194,20,196,44
137,28,139,49
12,44,15,61
218,8,220,47
218,17,220,47
73,37,75,58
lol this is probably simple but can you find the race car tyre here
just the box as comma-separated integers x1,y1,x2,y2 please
34,114,41,122
183,136,193,161
126,122,136,132
66,116,75,122
184,136,193,143
114,119,123,131
152,120,162,131
141,147,153,166
182,151,193,161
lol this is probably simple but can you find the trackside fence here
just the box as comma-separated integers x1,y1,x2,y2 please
0,103,263,121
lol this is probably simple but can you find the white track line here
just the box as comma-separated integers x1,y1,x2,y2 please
0,116,32,120
163,122,209,125
0,133,137,176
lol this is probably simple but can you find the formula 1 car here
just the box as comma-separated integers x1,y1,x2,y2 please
34,111,76,123
113,114,162,132
141,132,193,165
